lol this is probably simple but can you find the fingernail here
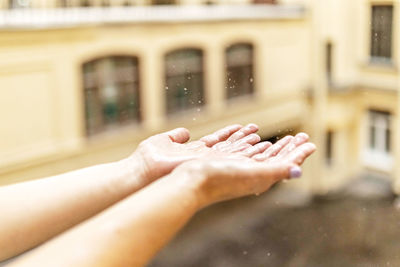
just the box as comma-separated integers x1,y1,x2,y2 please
247,123,258,130
289,166,302,179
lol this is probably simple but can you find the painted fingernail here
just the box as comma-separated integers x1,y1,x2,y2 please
289,166,302,179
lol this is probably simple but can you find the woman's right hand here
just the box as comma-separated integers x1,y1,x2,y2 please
174,133,316,208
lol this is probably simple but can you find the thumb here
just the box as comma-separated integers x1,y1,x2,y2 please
165,128,190,144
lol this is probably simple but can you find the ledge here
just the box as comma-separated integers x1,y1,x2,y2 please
0,5,306,30
359,58,398,74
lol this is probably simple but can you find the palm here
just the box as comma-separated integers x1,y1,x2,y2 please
136,124,264,182
191,133,316,207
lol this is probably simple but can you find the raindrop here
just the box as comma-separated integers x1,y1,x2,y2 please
193,117,196,121
243,251,248,255
197,108,201,112
250,78,254,83
198,100,202,104
267,252,271,257
184,88,187,91
165,86,169,90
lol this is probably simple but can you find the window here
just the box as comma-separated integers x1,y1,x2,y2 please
225,43,254,99
80,0,90,7
123,0,132,6
370,5,393,61
165,49,205,115
58,0,71,7
101,0,110,7
152,0,175,5
326,131,333,165
368,110,391,154
8,0,31,9
83,56,141,136
253,0,277,4
326,42,333,84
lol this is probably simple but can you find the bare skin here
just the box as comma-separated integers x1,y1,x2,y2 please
8,131,315,267
0,124,261,261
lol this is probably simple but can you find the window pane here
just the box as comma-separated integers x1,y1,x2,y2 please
152,0,176,5
370,5,393,60
83,56,140,136
326,42,333,83
165,49,205,114
369,125,376,150
326,131,333,165
9,0,31,9
226,44,254,99
385,128,391,153
368,109,391,153
85,88,102,135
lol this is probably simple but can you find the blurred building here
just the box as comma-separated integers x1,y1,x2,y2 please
0,0,398,197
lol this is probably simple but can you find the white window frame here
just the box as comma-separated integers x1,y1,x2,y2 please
362,110,393,171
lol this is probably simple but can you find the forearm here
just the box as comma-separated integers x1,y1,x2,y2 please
10,167,201,267
0,154,147,260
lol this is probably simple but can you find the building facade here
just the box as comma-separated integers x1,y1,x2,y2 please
1,0,398,197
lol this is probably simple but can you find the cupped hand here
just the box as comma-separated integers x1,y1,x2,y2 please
132,124,263,184
176,133,316,208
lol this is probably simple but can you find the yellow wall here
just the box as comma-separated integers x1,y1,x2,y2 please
2,0,399,196
0,14,312,185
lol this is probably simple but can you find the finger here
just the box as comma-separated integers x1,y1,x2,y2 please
276,132,309,158
165,128,190,144
234,133,261,147
213,133,260,153
200,124,242,147
260,163,302,182
285,142,317,165
241,141,272,157
226,123,259,143
216,142,252,153
249,162,302,195
253,135,293,161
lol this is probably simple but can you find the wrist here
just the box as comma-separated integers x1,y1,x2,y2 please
118,152,150,189
167,161,211,210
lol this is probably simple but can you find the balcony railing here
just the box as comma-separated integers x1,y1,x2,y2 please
0,5,305,29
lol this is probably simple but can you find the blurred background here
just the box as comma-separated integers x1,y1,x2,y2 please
1,0,400,266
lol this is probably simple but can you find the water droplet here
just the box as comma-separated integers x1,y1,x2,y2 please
197,108,201,112
250,78,254,83
243,251,248,255
165,86,169,90
184,88,187,91
193,117,196,121
267,252,271,257
198,100,202,104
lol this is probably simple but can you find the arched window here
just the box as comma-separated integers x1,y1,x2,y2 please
165,49,205,115
83,56,140,136
152,0,176,5
225,43,254,99
8,0,31,9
